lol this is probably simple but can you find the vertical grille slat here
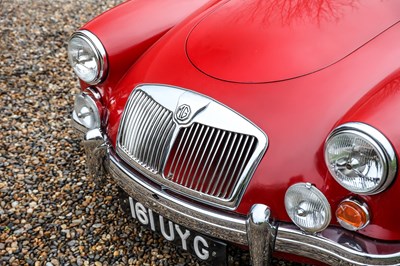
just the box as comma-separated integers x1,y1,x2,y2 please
131,97,154,157
216,134,241,197
172,126,194,184
155,117,175,170
117,86,266,209
187,126,209,189
145,107,165,168
118,92,137,146
168,126,188,178
124,92,146,152
200,130,226,192
197,129,222,191
211,132,236,196
136,102,157,162
237,137,256,179
166,123,257,200
176,124,200,185
117,90,175,174
205,132,232,195
191,127,215,190
141,105,163,167
222,135,251,198
148,110,170,169
127,93,149,153
183,124,205,187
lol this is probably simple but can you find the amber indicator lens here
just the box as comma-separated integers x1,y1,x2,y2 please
336,199,369,231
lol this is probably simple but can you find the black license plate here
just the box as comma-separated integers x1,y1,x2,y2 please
125,197,227,265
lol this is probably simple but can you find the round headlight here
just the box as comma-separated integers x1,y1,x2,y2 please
68,30,107,84
72,92,101,129
285,183,331,233
324,122,397,195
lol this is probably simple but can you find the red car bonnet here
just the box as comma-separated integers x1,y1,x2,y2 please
102,0,400,241
186,0,400,83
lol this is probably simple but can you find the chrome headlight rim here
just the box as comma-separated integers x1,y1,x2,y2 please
324,122,397,195
68,30,108,85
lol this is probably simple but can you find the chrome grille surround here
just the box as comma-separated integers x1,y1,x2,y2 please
117,84,268,210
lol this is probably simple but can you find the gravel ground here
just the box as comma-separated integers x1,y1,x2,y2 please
0,1,309,265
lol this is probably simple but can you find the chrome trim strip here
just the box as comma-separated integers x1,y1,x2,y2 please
325,122,397,195
108,151,249,245
275,224,400,266
70,30,108,85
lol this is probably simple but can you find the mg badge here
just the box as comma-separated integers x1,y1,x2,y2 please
175,104,191,121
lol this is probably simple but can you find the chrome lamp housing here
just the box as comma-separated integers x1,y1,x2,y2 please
324,122,397,195
285,183,331,233
68,30,108,85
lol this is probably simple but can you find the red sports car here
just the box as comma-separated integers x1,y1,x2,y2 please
68,0,400,265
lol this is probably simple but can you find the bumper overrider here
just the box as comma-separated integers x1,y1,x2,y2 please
72,119,400,265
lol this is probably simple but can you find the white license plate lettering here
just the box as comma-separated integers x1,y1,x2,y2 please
194,235,210,260
128,197,226,264
175,224,190,251
159,216,175,241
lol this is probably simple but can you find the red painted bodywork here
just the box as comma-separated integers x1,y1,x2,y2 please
186,0,400,83
81,0,400,242
81,0,220,102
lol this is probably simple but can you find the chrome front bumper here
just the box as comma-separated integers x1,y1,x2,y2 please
76,125,400,266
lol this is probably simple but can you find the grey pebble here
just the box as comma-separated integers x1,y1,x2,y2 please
13,228,25,236
92,223,103,228
67,240,77,247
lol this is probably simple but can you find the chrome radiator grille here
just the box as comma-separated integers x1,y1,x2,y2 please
117,90,175,174
116,85,268,210
165,123,257,200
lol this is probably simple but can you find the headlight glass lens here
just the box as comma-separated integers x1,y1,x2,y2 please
68,31,106,84
324,123,396,194
73,93,100,129
285,183,331,233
